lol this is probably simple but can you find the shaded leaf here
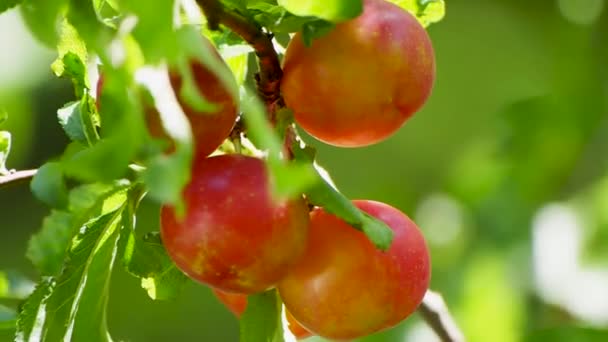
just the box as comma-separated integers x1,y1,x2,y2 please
26,211,73,275
57,101,87,144
19,0,66,47
0,304,16,330
27,182,130,276
301,20,334,46
0,0,22,14
122,0,178,63
240,290,284,342
30,162,68,209
122,232,189,300
524,326,608,342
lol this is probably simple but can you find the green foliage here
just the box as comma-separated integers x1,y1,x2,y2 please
278,0,363,22
27,182,129,276
389,0,445,27
240,290,284,342
524,326,608,342
240,89,318,200
291,141,394,250
17,191,128,341
30,162,68,209
19,0,66,47
4,0,449,341
122,231,189,300
0,131,10,175
0,0,21,13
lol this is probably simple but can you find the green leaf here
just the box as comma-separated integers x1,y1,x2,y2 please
0,0,22,14
61,114,140,182
240,89,318,199
66,0,112,52
27,182,130,276
15,278,53,341
52,18,89,97
524,326,608,342
240,290,284,342
122,232,189,300
221,48,250,86
278,0,362,22
26,210,73,275
30,162,68,208
0,270,35,300
0,109,7,124
123,0,178,63
52,53,88,98
389,0,445,27
19,0,66,47
37,203,126,341
0,131,11,175
291,142,393,250
0,304,16,330
57,101,87,144
301,19,335,46
142,151,191,206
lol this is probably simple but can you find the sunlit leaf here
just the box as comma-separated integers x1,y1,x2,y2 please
34,203,126,341
278,0,362,22
15,278,53,341
27,182,130,276
291,142,393,250
0,131,11,175
122,232,189,300
389,0,445,27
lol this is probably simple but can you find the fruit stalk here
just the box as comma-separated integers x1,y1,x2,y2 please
196,0,284,120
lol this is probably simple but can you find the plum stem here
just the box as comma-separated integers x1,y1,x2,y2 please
195,0,284,121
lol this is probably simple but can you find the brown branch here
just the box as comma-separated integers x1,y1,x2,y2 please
196,0,283,118
0,169,37,189
418,290,465,342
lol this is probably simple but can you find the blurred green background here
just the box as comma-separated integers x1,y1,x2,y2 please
1,0,608,341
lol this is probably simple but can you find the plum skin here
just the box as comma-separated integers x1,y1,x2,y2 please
281,0,436,147
160,154,309,294
278,200,430,340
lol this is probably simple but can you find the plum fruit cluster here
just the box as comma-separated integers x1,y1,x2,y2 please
153,0,433,339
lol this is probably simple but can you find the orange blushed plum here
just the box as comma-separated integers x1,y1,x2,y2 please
167,52,238,156
211,289,313,339
278,200,430,340
160,155,309,293
281,0,435,147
